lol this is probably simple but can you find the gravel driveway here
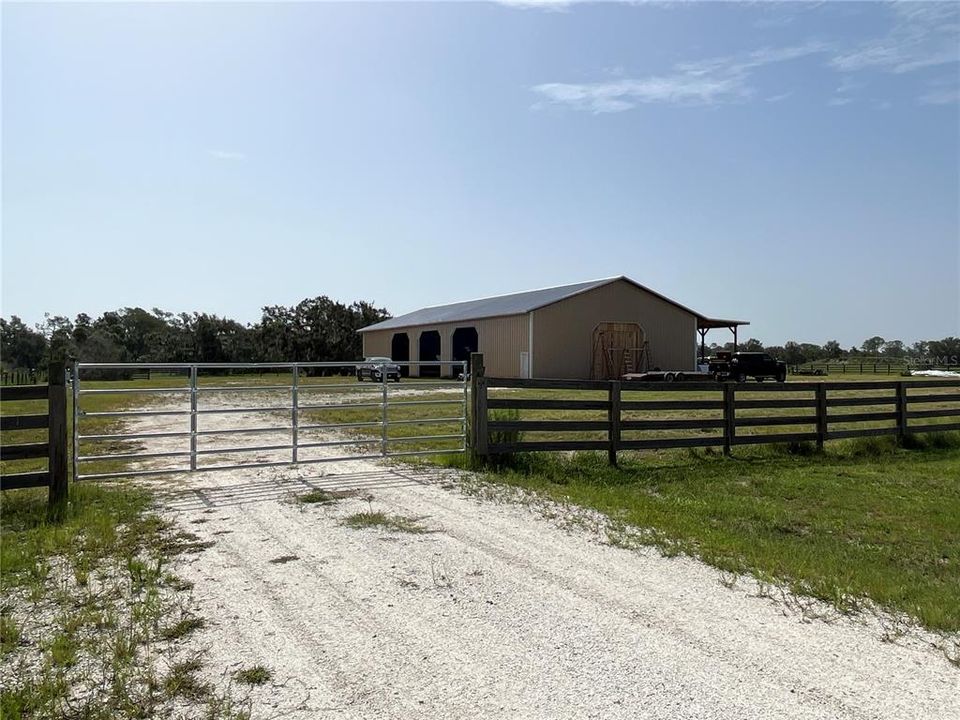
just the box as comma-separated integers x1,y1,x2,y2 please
119,399,958,719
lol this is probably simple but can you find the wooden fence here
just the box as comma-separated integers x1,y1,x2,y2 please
1,367,50,386
468,354,960,465
791,361,959,376
0,361,69,512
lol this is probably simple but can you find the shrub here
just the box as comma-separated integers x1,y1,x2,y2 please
486,408,524,469
902,431,960,451
772,440,817,457
844,435,898,457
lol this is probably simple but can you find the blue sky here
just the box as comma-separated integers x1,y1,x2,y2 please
2,1,958,347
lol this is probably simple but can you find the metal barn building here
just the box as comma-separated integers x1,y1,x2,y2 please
359,276,747,379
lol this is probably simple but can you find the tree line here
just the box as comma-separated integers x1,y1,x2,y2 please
1,297,389,370
2,300,958,370
706,336,960,367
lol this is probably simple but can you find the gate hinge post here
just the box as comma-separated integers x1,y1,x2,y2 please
292,364,299,464
189,366,198,471
462,360,469,452
72,360,80,484
380,363,389,457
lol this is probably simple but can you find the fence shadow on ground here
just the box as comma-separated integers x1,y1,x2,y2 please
154,466,448,512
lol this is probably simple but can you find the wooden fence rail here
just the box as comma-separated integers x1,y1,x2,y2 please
0,361,69,513
468,354,960,466
0,367,50,386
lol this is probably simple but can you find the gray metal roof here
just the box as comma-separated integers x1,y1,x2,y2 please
359,278,614,332
359,276,747,333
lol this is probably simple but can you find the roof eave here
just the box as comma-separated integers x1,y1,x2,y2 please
358,309,530,333
697,318,750,330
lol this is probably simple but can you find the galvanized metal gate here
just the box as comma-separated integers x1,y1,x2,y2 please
72,361,467,481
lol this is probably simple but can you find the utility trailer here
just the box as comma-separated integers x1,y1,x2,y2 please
623,352,788,384
622,371,713,383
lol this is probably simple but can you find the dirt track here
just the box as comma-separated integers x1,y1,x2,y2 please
123,400,958,719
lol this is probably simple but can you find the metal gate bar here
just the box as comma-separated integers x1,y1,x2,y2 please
73,360,468,481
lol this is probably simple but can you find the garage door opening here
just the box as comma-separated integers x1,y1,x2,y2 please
391,333,410,377
451,327,478,376
418,330,441,377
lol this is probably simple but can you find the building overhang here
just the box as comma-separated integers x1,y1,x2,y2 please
697,317,750,331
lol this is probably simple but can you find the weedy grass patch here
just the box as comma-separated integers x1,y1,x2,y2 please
164,657,211,701
342,511,431,534
297,488,355,505
159,615,206,641
234,665,272,686
0,482,250,718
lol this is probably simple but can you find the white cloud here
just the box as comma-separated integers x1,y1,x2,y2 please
533,73,750,113
828,75,865,105
494,0,574,10
830,3,960,74
836,76,863,94
532,42,825,113
745,41,829,67
753,14,795,30
751,2,828,30
765,92,793,103
918,88,960,106
208,150,246,161
530,4,958,114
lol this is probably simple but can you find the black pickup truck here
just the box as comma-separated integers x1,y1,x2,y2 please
708,352,787,383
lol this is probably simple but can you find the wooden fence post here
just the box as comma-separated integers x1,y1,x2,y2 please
722,383,736,456
469,353,487,462
895,381,907,443
47,360,68,518
815,383,827,452
476,378,488,459
608,380,621,467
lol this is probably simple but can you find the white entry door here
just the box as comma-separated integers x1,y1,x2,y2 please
519,351,530,379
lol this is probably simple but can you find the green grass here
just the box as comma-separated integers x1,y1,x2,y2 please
342,511,431,534
297,488,354,504
233,665,272,686
1,482,158,586
0,480,245,717
164,657,211,701
0,613,21,655
159,616,205,641
468,437,960,631
1,483,175,717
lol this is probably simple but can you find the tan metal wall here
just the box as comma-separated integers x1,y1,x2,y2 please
532,279,697,378
361,314,529,377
